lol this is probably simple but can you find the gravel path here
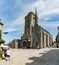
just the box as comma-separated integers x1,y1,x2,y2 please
0,48,59,65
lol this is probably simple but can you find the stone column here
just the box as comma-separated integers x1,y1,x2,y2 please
15,40,18,49
47,34,50,47
40,29,43,48
44,32,46,47
30,25,32,48
48,36,50,46
46,33,48,47
49,36,52,46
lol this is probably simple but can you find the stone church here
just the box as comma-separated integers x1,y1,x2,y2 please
56,26,59,47
21,9,53,49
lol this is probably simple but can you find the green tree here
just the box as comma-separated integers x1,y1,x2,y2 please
0,30,5,44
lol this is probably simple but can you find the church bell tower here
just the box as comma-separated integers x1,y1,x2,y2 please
21,9,38,48
24,8,38,34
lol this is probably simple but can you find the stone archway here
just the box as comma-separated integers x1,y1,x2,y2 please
22,41,31,49
27,41,31,48
23,41,27,48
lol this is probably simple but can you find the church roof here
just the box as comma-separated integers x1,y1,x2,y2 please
28,12,35,15
35,24,52,37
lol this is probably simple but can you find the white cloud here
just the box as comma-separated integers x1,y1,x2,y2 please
3,28,19,32
13,0,59,22
12,16,24,26
39,22,59,27
27,0,59,18
39,8,59,17
4,0,59,32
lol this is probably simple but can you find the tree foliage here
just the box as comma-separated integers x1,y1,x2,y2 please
0,39,5,44
0,30,5,44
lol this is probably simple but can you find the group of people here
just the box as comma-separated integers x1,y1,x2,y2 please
0,45,10,61
2,47,10,61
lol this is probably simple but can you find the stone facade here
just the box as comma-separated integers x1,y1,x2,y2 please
56,26,59,47
8,39,21,49
56,27,59,43
8,10,53,49
21,10,53,49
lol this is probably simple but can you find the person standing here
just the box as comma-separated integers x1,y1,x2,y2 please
6,48,10,61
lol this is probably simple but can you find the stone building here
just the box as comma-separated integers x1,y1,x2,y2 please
56,27,59,43
8,39,21,49
21,9,53,49
56,26,59,47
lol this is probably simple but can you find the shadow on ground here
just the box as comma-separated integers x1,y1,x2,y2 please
26,48,59,65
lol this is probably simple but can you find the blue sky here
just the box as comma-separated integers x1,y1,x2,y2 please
0,0,59,43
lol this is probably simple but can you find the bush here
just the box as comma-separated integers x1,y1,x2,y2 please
0,48,3,58
0,39,5,44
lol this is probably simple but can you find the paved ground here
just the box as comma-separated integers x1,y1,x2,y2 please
0,48,59,65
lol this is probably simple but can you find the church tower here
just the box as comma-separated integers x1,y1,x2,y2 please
24,8,38,34
35,8,38,24
21,9,38,48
